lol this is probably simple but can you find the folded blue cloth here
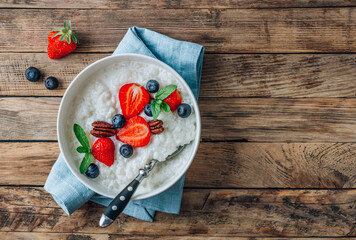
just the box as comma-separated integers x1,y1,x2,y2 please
44,26,204,222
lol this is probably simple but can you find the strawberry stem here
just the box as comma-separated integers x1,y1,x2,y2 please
52,20,78,44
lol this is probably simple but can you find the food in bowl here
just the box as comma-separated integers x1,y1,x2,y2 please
67,60,196,196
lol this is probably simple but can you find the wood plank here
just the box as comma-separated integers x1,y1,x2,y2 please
0,187,355,237
1,142,355,188
3,53,356,98
0,53,105,96
0,233,353,240
0,98,59,140
2,97,356,142
1,8,356,53
201,98,356,142
0,0,355,9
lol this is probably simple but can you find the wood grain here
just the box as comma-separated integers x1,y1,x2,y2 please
0,187,355,237
3,53,356,98
1,8,356,53
1,142,356,188
1,0,355,9
0,53,105,96
1,1,356,239
0,233,353,240
3,97,356,142
201,98,356,142
0,98,59,140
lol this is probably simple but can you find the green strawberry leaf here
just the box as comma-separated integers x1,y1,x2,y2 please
68,21,71,29
73,124,90,151
80,152,92,174
51,32,61,38
66,36,71,44
77,146,88,153
72,35,78,44
52,28,61,31
160,101,171,112
155,85,177,100
59,35,65,41
64,21,67,28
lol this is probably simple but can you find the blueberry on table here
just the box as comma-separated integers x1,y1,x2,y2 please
25,67,41,82
146,79,159,93
177,103,192,118
45,77,59,90
85,163,100,178
112,114,126,128
144,103,153,117
120,144,133,158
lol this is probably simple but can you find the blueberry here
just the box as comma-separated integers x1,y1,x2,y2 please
25,67,41,82
85,163,99,178
177,103,192,118
112,114,126,128
146,80,159,93
45,77,59,90
120,144,133,158
144,103,152,117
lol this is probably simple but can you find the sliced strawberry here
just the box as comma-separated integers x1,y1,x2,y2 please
163,89,182,111
119,83,150,118
92,138,115,167
116,116,151,147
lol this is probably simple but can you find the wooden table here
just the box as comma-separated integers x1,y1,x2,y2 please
1,1,356,239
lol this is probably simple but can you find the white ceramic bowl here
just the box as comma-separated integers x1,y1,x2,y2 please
57,53,201,200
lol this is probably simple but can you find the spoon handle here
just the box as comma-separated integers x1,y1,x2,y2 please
99,160,158,227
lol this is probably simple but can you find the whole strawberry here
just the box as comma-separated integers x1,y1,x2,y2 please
48,21,78,59
92,138,115,167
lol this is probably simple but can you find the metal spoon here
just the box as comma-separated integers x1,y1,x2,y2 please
99,145,186,227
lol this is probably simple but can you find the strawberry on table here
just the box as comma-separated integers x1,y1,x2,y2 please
163,89,182,111
92,138,115,167
48,21,78,59
116,116,151,147
119,83,150,118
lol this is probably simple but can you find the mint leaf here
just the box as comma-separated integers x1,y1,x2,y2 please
80,152,92,174
155,85,177,100
151,100,161,120
160,101,170,112
77,146,88,153
73,124,90,150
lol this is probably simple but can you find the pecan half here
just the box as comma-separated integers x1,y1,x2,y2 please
92,121,114,129
148,120,163,129
90,121,116,138
151,127,164,134
148,120,164,134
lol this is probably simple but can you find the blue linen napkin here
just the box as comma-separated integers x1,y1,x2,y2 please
44,26,204,222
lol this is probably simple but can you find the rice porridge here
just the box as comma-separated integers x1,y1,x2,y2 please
68,60,196,195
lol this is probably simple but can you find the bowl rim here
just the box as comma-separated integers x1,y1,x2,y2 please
57,53,201,200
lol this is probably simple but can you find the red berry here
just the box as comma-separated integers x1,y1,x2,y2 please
47,21,78,59
116,116,151,147
92,138,115,167
47,43,62,59
119,83,150,118
163,89,182,111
